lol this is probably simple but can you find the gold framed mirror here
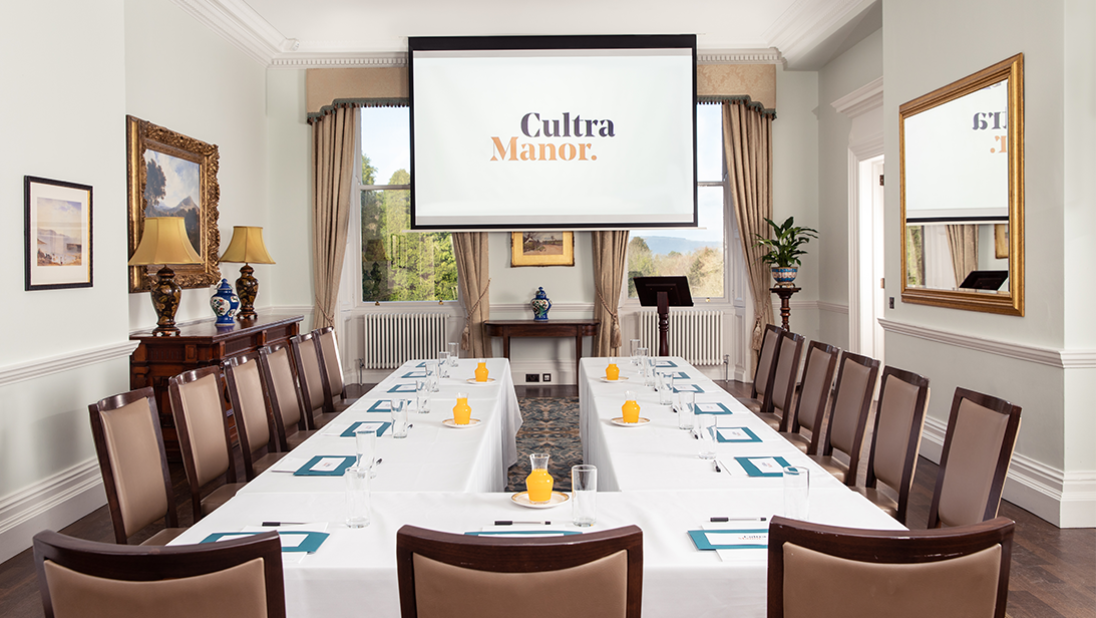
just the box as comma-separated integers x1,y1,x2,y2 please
900,54,1024,316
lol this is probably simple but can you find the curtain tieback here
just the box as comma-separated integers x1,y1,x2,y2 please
461,278,491,351
595,288,622,349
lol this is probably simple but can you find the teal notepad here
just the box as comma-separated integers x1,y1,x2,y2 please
666,371,690,380
294,455,357,476
340,421,391,438
674,383,704,393
387,383,417,393
688,529,768,550
401,371,427,379
201,531,330,553
654,360,679,368
716,427,762,443
693,401,734,415
465,530,581,537
367,400,393,413
734,456,792,477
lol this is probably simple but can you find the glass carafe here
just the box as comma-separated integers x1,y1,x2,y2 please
474,361,489,382
525,453,554,503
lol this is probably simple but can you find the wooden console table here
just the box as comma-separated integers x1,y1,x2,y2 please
129,313,303,460
484,320,600,380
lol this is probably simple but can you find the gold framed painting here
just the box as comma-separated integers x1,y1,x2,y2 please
511,232,574,267
126,115,220,292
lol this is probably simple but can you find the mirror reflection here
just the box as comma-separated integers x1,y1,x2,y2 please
905,223,1008,293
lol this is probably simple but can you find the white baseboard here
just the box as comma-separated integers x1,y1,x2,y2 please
0,459,106,564
920,416,1095,528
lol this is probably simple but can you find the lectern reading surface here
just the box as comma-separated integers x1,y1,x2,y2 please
634,276,694,356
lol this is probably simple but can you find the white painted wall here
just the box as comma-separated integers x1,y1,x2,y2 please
125,0,270,330
0,0,130,563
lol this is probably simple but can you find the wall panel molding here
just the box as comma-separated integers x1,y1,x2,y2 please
880,318,1096,368
0,341,138,388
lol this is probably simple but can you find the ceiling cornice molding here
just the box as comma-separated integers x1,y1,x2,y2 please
698,48,782,65
763,0,876,66
271,53,408,69
171,0,285,65
832,76,883,117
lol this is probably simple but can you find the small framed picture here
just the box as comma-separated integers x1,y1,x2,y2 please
25,176,93,291
511,232,574,267
994,224,1009,259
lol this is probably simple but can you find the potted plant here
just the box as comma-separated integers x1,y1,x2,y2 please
754,216,818,287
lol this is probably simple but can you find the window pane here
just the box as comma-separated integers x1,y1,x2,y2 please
696,104,723,182
361,188,457,302
361,107,411,185
628,186,725,298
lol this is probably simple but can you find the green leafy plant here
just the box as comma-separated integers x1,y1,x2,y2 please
754,217,819,268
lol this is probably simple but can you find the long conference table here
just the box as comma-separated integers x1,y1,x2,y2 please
174,355,902,618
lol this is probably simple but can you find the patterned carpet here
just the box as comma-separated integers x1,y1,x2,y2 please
507,398,581,492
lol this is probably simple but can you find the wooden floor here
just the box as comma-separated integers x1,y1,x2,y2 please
1,382,1091,618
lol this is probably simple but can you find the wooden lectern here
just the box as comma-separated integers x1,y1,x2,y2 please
634,276,694,356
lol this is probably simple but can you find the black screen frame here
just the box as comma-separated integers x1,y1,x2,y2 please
408,34,698,231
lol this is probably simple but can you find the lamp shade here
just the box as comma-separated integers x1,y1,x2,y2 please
128,217,202,266
219,226,275,264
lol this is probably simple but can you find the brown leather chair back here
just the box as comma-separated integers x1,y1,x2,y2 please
769,331,805,428
223,352,276,478
929,388,1022,528
315,326,346,403
258,343,306,450
33,529,285,618
88,388,177,543
767,516,1014,618
751,324,783,402
863,366,930,524
396,525,643,618
290,333,326,429
819,351,880,486
787,341,839,453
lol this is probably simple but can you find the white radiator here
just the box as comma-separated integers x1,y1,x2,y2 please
363,313,448,369
638,310,724,366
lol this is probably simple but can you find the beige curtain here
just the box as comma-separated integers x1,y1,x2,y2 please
453,232,491,357
946,224,979,287
723,101,775,352
310,106,357,329
592,231,629,356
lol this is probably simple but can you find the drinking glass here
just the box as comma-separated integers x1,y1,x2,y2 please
425,361,440,393
644,357,656,388
391,399,410,438
677,391,695,430
344,465,371,528
629,339,642,365
697,414,716,460
437,351,449,378
658,371,674,405
354,426,378,478
415,379,430,413
783,466,810,520
571,465,597,527
447,342,459,366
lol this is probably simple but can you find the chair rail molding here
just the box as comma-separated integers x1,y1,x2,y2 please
0,458,104,564
0,340,139,388
879,318,1096,368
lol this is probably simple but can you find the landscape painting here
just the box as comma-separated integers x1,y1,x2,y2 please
511,231,574,267
24,176,92,290
127,115,220,292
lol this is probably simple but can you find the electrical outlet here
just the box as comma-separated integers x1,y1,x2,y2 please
542,373,552,382
889,297,895,309
525,373,540,383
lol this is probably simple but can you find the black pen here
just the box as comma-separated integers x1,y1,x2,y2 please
494,520,551,526
261,521,306,526
710,516,768,523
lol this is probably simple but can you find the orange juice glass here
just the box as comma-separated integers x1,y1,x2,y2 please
526,453,554,503
452,392,471,425
622,390,640,423
474,361,489,382
606,357,620,381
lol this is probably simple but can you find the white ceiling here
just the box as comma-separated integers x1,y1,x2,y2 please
173,0,880,69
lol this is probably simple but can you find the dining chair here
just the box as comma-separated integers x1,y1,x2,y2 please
767,515,1014,618
33,529,285,618
223,352,286,481
258,343,317,451
779,340,840,454
313,326,359,412
808,351,880,486
168,365,245,521
756,330,805,432
928,387,1022,528
742,324,784,413
290,332,337,430
87,387,184,545
396,524,643,618
853,366,930,524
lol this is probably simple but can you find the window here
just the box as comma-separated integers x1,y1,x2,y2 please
627,103,726,299
359,106,457,302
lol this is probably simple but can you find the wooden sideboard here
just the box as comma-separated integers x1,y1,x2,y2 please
129,313,303,460
484,319,600,380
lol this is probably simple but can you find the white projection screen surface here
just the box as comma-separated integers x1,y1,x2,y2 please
409,35,697,230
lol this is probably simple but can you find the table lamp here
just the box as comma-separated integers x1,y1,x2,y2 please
219,226,275,321
128,217,202,336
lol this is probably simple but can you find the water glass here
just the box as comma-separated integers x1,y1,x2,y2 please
344,465,371,528
658,371,674,405
696,414,716,460
391,398,410,438
644,357,656,388
629,339,642,365
354,426,378,478
571,464,598,527
783,466,810,520
425,361,440,393
415,379,430,413
437,351,449,378
447,342,459,366
677,391,695,430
